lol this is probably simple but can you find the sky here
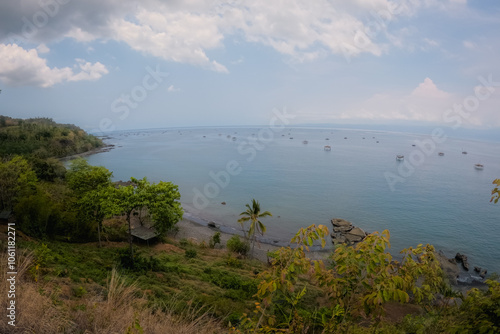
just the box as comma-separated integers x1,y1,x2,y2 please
0,0,499,134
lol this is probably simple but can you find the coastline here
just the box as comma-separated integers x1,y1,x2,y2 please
172,213,332,263
70,135,490,290
59,142,115,162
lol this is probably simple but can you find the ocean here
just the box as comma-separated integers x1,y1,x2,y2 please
85,126,500,274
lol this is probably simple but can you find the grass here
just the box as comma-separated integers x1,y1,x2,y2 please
1,234,269,332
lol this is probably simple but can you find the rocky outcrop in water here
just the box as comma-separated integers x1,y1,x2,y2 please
455,253,470,271
330,218,367,245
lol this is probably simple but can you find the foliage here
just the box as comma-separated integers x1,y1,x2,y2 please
238,199,272,256
0,155,37,210
209,231,221,248
107,177,183,262
236,225,445,333
66,158,114,247
185,249,198,259
227,235,250,256
0,115,103,158
28,156,66,181
451,279,500,333
491,179,500,204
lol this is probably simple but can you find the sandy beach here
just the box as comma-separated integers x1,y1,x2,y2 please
169,217,332,263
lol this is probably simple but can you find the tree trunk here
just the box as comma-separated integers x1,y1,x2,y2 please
97,220,102,248
127,212,134,265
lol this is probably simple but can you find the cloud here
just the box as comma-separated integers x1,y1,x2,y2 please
463,40,475,49
36,43,49,53
294,78,459,125
0,0,473,71
0,43,108,87
167,85,180,93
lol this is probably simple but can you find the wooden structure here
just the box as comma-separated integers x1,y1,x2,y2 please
131,226,158,245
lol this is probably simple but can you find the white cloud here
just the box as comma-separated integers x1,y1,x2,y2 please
68,59,109,82
294,78,459,125
463,40,475,49
0,1,475,72
0,44,108,87
167,85,180,92
36,43,50,54
108,9,228,72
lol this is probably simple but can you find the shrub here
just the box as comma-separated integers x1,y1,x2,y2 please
209,232,221,249
226,236,250,256
185,249,197,259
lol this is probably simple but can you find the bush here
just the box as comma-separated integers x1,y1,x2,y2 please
209,232,221,249
226,235,250,256
185,249,197,259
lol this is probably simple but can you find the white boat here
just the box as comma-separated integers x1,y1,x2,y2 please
324,145,331,151
396,155,404,161
474,164,484,170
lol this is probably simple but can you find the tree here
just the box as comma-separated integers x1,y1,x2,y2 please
238,226,445,333
238,199,272,256
66,158,113,247
108,177,183,264
491,179,500,204
0,156,37,210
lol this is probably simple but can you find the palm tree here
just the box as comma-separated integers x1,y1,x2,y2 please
238,199,272,256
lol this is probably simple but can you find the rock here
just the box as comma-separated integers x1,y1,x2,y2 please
333,225,353,233
344,233,364,243
348,227,366,238
207,221,218,229
330,232,346,245
455,253,470,271
331,218,352,228
436,251,460,285
480,269,487,279
474,266,481,273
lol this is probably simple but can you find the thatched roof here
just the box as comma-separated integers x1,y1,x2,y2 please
131,226,158,241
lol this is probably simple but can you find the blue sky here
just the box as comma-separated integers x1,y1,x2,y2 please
0,0,499,133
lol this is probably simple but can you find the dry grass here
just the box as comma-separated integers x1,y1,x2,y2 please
0,252,225,334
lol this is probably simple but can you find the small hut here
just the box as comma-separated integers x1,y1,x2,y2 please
131,226,158,245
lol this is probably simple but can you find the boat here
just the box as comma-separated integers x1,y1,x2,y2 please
325,138,329,140
324,145,331,151
462,151,467,154
474,164,484,170
303,140,308,144
438,152,444,156
396,155,404,161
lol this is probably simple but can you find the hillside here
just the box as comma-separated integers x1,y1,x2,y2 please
0,116,103,158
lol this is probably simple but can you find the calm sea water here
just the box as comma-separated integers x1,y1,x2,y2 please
86,127,500,273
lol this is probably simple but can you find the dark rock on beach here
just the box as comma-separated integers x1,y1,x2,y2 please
455,253,470,271
330,218,367,245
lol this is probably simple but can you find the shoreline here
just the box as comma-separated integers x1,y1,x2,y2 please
73,139,490,290
175,213,488,291
59,142,115,162
173,213,332,263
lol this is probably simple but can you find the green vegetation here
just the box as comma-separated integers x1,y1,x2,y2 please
0,116,103,159
238,199,272,255
491,179,500,203
227,235,251,256
0,116,499,333
0,116,103,158
106,177,183,263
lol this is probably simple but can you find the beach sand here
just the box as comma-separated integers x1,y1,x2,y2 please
169,218,332,263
